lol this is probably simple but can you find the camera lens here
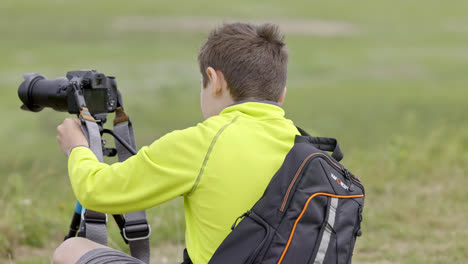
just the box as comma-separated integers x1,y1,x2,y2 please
18,73,70,112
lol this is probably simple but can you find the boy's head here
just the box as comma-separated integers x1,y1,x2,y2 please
198,23,289,118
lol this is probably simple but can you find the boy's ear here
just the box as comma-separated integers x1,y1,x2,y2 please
206,67,216,85
206,67,227,97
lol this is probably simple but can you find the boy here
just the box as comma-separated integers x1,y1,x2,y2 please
53,22,300,264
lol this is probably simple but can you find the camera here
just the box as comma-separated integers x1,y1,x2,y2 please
18,70,119,114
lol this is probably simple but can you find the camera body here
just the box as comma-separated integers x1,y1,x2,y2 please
18,70,119,114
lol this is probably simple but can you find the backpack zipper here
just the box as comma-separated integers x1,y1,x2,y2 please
231,210,251,230
280,152,363,212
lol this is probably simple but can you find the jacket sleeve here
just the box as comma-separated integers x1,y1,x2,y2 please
68,124,211,214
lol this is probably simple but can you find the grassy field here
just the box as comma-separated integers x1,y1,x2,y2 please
0,0,467,263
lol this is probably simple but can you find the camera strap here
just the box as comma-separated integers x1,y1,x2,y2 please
113,108,150,264
78,108,108,246
80,108,103,162
77,107,151,263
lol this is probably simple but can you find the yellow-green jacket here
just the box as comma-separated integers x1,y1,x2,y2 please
68,102,299,264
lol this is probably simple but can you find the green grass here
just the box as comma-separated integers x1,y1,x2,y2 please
1,0,467,263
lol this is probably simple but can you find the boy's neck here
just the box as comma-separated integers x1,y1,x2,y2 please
228,100,281,108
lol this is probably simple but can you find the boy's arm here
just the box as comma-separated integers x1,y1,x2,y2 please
68,125,210,214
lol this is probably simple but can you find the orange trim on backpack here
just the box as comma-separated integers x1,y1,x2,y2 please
277,193,364,264
280,153,316,211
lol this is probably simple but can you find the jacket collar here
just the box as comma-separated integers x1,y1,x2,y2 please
220,101,285,120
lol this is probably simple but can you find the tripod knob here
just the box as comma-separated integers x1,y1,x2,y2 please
103,147,117,157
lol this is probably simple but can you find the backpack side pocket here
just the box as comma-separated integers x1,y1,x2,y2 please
209,211,271,264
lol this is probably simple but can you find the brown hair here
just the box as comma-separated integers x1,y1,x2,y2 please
198,23,288,102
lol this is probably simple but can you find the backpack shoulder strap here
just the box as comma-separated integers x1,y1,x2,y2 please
295,126,344,162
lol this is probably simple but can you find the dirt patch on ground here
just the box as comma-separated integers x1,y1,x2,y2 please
112,16,359,36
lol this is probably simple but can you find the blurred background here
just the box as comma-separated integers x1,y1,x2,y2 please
0,0,467,263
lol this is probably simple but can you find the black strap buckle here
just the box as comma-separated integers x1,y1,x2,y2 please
82,210,108,224
123,221,151,242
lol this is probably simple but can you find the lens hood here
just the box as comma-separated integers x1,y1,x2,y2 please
18,73,46,112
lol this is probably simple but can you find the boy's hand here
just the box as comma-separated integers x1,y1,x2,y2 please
57,118,89,156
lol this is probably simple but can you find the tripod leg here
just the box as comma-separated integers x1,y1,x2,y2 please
64,202,83,240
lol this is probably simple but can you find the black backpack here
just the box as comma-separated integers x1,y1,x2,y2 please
208,128,365,264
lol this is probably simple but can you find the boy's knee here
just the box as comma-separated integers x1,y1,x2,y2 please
53,237,77,264
53,237,100,264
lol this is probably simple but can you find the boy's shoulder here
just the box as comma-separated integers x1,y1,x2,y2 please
155,102,297,151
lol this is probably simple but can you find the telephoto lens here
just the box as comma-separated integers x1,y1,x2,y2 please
18,70,119,114
18,73,70,112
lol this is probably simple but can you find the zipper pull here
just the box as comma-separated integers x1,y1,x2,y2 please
231,210,251,230
343,168,351,179
343,168,355,192
344,168,360,182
